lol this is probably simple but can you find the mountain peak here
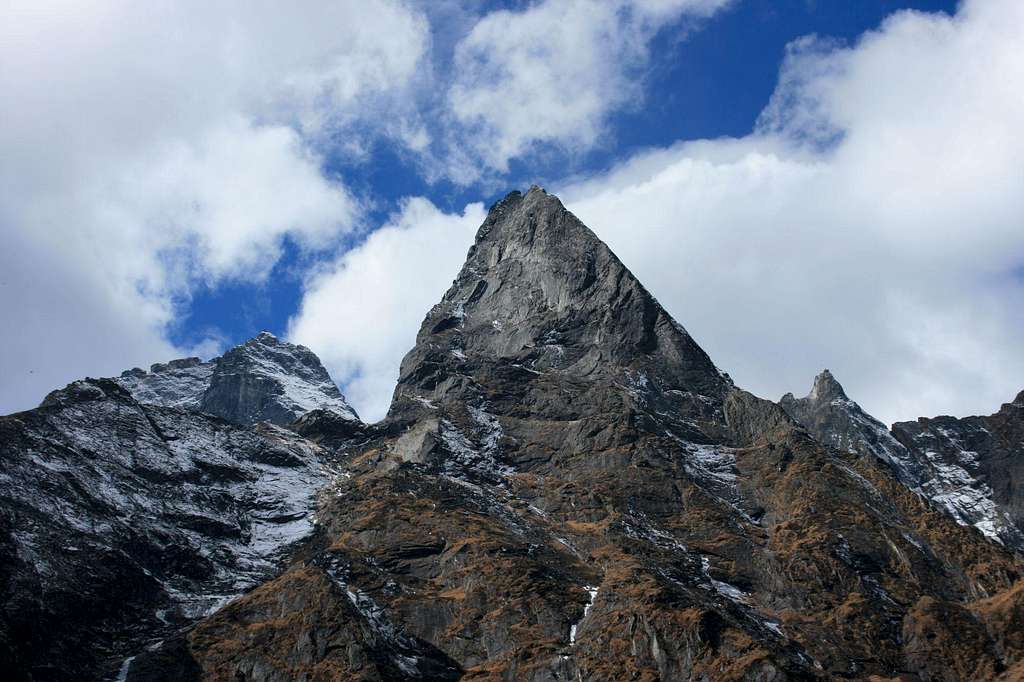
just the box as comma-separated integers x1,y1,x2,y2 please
253,330,279,343
475,184,576,249
1013,390,1024,406
112,334,357,424
809,369,848,402
392,188,731,431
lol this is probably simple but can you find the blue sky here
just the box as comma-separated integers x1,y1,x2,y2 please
3,0,1022,424
173,0,959,352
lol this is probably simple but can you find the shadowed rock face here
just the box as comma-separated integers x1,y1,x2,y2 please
782,371,1024,551
0,379,326,680
5,188,1024,681
114,332,358,426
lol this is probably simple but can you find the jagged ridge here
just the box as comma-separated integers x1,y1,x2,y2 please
134,188,1024,681
114,331,358,426
781,370,1024,550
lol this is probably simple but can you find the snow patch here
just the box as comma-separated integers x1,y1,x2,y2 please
569,585,599,645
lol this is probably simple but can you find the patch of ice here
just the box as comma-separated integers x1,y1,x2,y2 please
917,448,1003,541
685,444,738,487
621,369,650,403
510,363,543,375
439,409,513,482
569,585,599,645
115,655,136,682
346,588,422,675
323,556,429,677
701,556,749,604
527,504,548,518
620,513,688,553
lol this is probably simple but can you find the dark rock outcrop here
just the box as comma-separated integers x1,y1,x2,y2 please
0,379,327,680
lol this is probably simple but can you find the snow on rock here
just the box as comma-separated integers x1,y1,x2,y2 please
782,370,1024,548
319,554,444,678
0,378,328,674
569,585,599,645
701,556,750,604
115,357,214,410
112,331,358,426
438,404,513,483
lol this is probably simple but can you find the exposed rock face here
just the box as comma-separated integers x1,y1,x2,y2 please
200,332,358,425
779,370,909,468
114,331,357,426
891,393,1024,549
124,189,1023,681
5,187,1024,681
0,379,327,680
781,371,1024,551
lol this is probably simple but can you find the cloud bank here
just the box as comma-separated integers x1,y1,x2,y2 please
294,0,1024,424
5,0,1022,428
444,0,732,178
0,0,429,412
289,199,486,420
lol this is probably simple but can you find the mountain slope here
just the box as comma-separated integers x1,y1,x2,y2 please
892,392,1024,549
781,371,1024,550
121,188,1024,681
0,379,328,680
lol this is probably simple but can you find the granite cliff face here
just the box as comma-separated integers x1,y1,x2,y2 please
3,188,1024,681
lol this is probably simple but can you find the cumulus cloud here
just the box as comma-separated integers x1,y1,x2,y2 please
561,0,1024,423
296,0,1024,425
0,0,429,413
289,199,486,421
444,0,732,178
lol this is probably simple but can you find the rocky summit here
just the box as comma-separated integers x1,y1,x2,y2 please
3,187,1024,681
115,332,359,426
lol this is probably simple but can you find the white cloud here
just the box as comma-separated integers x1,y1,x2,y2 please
293,0,1024,426
445,0,732,177
289,199,486,421
6,0,1022,431
0,0,429,413
560,0,1024,423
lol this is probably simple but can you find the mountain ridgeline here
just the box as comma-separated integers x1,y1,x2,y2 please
2,187,1024,681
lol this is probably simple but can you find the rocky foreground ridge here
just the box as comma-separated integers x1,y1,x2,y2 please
2,187,1024,681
